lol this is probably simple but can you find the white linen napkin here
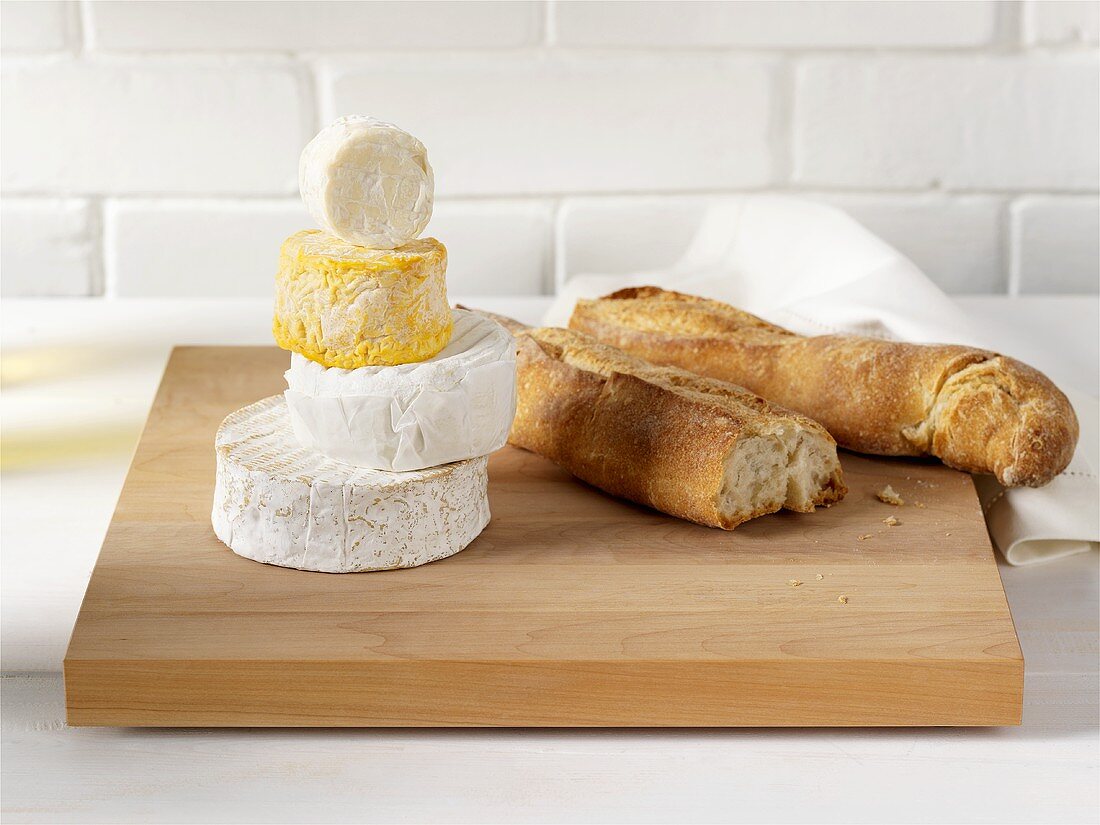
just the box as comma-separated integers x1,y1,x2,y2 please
545,196,1098,566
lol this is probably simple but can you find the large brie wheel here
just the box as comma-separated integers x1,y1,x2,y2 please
273,230,452,369
285,309,517,472
299,116,433,249
212,396,489,573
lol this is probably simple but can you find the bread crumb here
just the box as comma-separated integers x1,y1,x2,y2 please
815,573,824,580
837,595,849,604
882,516,899,526
876,485,904,505
788,579,803,587
857,534,872,541
945,532,951,537
914,501,926,509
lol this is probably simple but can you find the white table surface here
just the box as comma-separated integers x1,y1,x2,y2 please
2,295,1098,824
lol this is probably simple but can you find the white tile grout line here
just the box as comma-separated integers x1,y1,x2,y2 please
293,58,320,146
311,58,336,127
773,56,796,187
1007,196,1024,297
76,0,93,54
994,0,1027,53
541,0,555,49
87,195,106,298
544,197,563,295
994,194,1013,295
99,198,118,299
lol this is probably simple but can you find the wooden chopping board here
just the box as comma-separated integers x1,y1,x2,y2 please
64,346,1023,727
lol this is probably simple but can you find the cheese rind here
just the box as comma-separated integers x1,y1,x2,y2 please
299,116,434,249
285,309,517,471
212,395,490,573
273,230,452,369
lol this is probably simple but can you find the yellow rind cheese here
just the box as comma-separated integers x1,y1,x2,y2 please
273,230,452,369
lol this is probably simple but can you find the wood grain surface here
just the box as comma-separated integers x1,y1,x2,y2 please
63,346,1023,727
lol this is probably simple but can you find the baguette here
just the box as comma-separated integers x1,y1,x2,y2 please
504,323,846,529
569,287,1078,488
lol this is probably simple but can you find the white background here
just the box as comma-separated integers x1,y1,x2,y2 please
1,0,1098,299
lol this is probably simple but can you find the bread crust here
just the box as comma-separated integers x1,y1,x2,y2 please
569,287,1079,487
509,326,846,529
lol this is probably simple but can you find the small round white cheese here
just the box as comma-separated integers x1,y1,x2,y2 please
212,395,489,573
284,309,517,471
299,115,434,249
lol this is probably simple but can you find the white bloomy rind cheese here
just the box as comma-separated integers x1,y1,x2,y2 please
212,396,489,573
299,115,434,249
285,309,517,471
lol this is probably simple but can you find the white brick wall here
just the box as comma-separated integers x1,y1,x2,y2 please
105,199,307,297
86,1,544,51
1,198,97,296
1012,196,1100,293
322,54,776,195
105,198,554,297
430,200,554,296
1024,0,1100,46
0,1,77,53
1,0,1097,298
794,55,1099,191
557,193,1011,295
2,58,311,195
811,194,1008,295
553,1,1002,48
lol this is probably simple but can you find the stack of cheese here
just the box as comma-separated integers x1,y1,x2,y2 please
212,116,517,573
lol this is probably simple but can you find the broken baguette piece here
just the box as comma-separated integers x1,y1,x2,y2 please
508,325,846,529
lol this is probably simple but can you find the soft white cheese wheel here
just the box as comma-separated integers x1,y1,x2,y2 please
299,116,434,249
212,395,489,573
284,309,517,472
